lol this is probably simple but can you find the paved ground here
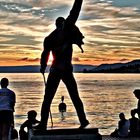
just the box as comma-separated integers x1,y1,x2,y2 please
102,135,140,140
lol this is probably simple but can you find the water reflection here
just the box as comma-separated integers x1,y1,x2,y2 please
0,73,139,135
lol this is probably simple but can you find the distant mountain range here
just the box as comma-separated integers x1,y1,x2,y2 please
0,64,95,73
84,59,140,73
0,59,140,73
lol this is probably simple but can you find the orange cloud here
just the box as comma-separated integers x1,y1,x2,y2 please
17,57,40,62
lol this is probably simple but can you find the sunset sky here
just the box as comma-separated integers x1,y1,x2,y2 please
0,0,140,66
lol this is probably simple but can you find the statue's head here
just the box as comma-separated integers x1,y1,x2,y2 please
55,17,65,28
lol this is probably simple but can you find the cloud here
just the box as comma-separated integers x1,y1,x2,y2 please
0,1,71,19
0,0,140,65
72,57,80,62
0,34,40,46
119,58,130,62
17,57,40,62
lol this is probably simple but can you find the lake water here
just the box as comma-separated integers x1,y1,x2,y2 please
0,73,140,135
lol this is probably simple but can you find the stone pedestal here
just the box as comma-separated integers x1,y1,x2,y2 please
29,128,102,140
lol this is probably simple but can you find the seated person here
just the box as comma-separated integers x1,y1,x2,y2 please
129,109,139,137
110,113,130,138
19,110,39,140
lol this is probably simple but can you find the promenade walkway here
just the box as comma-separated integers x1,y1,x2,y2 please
103,135,140,140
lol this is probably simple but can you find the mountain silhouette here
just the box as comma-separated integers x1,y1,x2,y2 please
89,59,140,73
0,64,95,73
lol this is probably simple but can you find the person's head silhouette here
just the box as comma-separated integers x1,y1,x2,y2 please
27,110,37,121
0,78,9,88
119,112,125,120
131,109,137,118
55,17,65,28
133,89,140,99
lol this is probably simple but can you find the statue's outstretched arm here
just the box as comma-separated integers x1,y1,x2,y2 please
66,0,83,24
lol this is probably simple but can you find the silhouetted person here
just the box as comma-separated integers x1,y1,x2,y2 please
0,78,16,140
132,89,140,136
133,89,140,118
35,0,89,130
19,110,39,140
111,113,130,138
59,96,67,112
59,96,67,120
129,109,139,137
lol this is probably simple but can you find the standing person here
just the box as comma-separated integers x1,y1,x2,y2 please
0,78,16,140
133,89,140,136
59,96,67,120
59,96,67,113
129,109,139,137
35,0,89,130
133,89,140,118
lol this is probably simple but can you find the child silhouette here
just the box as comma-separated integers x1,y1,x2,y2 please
19,110,39,140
